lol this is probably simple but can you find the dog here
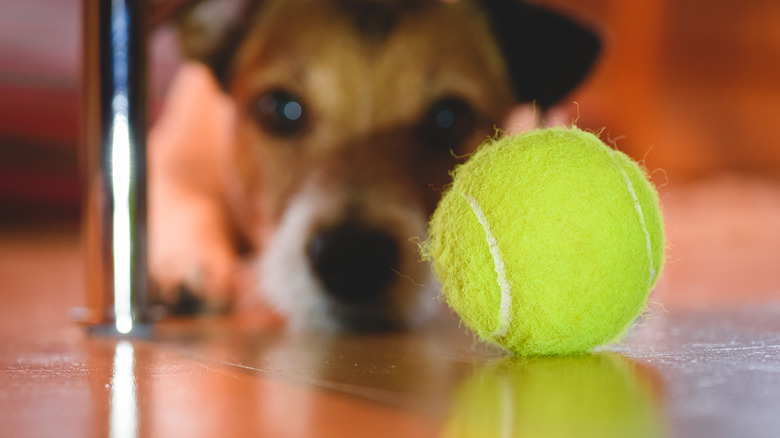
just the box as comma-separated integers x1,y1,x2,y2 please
149,0,599,332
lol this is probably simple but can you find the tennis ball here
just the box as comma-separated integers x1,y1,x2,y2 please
424,127,664,356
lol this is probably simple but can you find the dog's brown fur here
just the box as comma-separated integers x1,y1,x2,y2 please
149,0,599,330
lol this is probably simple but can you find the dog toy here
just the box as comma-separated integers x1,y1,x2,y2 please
424,127,664,356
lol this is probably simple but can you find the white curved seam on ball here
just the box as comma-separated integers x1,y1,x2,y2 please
618,169,656,285
463,193,512,338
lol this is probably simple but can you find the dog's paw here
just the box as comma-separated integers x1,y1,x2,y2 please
149,252,236,315
148,186,238,314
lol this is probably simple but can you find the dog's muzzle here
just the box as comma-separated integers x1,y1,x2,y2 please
306,222,400,305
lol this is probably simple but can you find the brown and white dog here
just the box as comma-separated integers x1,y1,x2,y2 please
149,0,599,331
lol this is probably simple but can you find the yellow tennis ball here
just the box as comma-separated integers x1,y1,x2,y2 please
425,127,664,356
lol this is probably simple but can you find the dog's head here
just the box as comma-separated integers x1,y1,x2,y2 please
174,0,600,331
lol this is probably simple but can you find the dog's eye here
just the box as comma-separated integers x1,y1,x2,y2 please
421,97,479,151
252,90,307,137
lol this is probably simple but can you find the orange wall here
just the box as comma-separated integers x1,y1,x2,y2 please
543,0,780,181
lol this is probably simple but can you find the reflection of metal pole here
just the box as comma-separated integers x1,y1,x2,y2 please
110,341,139,438
82,0,150,335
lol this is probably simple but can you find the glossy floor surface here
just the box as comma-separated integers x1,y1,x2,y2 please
2,179,780,437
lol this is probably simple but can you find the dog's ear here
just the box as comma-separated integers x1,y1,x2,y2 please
478,0,601,109
174,0,262,85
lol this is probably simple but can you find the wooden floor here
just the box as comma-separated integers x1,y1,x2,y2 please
2,178,779,437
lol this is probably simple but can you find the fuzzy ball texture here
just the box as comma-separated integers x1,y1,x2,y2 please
425,127,664,356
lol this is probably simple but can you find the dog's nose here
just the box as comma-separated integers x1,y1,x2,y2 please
307,223,400,305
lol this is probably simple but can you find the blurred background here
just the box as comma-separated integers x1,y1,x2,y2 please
1,0,779,305
2,0,780,216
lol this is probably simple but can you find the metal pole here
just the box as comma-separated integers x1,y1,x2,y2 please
81,0,150,335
